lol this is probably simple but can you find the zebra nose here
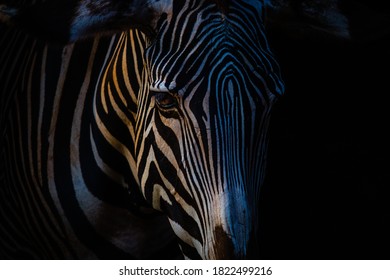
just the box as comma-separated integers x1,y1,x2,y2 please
212,226,237,259
211,226,259,259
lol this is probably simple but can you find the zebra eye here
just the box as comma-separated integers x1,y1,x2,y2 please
154,92,178,109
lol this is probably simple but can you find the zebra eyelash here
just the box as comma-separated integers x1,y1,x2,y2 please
152,90,179,110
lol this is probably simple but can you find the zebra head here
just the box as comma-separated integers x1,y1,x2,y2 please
1,0,283,259
0,0,347,259
132,0,285,259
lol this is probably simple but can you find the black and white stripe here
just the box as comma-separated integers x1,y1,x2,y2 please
0,25,179,259
1,0,285,259
135,0,284,259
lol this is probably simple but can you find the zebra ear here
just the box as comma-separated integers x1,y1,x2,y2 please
0,1,159,43
264,0,350,39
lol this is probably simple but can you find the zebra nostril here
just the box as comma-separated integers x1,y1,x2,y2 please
213,226,236,259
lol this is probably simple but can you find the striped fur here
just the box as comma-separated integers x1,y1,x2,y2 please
136,0,284,258
0,26,179,259
0,0,284,259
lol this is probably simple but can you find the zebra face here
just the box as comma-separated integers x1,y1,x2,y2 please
135,0,284,259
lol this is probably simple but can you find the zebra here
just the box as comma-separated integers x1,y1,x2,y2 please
0,0,349,259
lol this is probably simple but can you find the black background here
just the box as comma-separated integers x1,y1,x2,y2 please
259,1,390,259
